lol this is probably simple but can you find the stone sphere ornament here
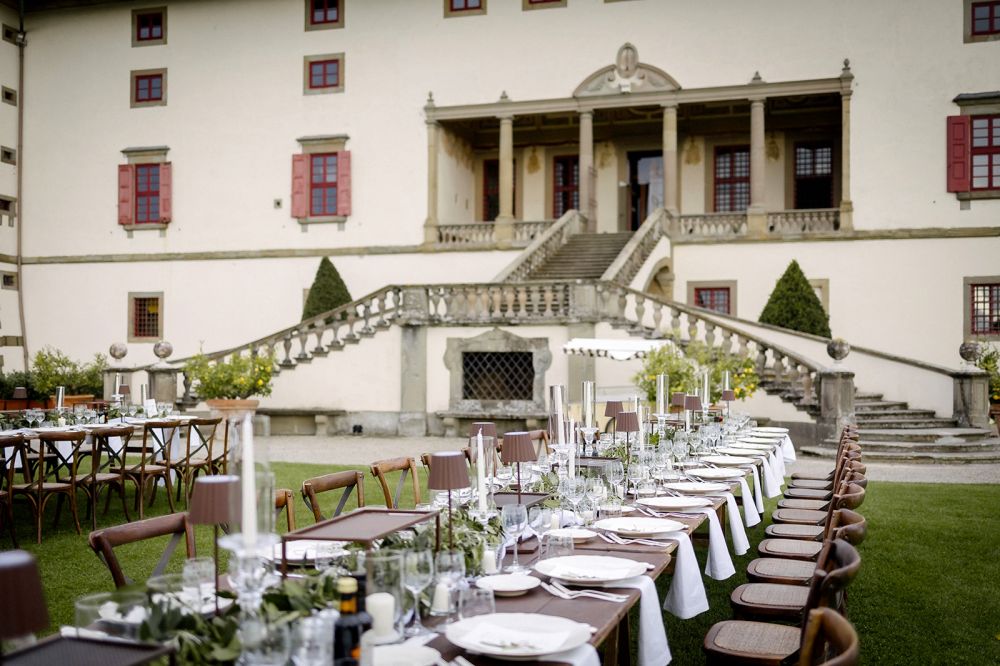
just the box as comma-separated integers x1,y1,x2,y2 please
153,341,174,360
959,341,981,364
109,342,128,360
826,338,850,362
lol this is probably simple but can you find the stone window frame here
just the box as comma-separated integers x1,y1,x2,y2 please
122,146,170,233
128,291,164,343
1,271,16,290
523,0,566,10
305,0,345,31
443,328,552,414
0,194,16,227
686,280,737,316
130,68,167,108
964,275,1000,340
303,53,344,95
809,278,830,313
444,0,487,18
1,86,16,106
0,146,15,165
954,93,1000,201
2,24,17,45
131,6,167,47
964,0,1000,43
296,134,349,225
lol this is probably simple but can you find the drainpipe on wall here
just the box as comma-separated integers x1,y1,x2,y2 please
14,0,27,370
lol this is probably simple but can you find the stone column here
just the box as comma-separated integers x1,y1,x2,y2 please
146,365,178,406
422,120,440,244
747,97,768,237
494,114,515,245
952,370,990,429
662,104,678,216
578,110,595,231
399,325,428,436
816,368,855,448
839,61,855,230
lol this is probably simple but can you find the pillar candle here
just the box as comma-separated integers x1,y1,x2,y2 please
582,381,595,428
366,593,395,637
241,413,258,549
568,420,575,478
431,581,451,613
550,512,561,530
702,372,710,407
637,404,645,451
114,373,122,394
481,544,497,574
656,374,667,415
724,371,731,391
552,385,566,446
476,430,487,513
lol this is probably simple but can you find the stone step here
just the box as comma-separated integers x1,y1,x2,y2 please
800,441,1000,464
854,409,937,419
856,427,993,443
854,400,909,411
823,438,1000,454
853,418,959,429
854,392,884,401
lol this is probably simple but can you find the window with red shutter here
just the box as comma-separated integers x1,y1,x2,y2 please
970,114,1000,191
118,164,134,225
336,151,352,217
135,164,160,224
292,144,351,221
947,116,972,193
158,162,172,222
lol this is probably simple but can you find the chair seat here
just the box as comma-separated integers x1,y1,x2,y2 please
704,620,800,664
787,478,832,490
731,583,810,621
12,481,73,492
758,538,825,560
113,464,168,475
746,558,816,585
777,498,828,511
771,508,828,525
790,471,832,481
782,487,833,500
765,523,825,540
62,473,122,485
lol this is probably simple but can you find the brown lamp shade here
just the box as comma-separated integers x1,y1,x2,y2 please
721,389,736,402
428,452,470,491
616,411,640,433
0,550,49,639
671,392,686,407
500,431,536,464
604,401,623,418
684,395,703,412
120,385,131,396
11,386,27,400
469,421,497,439
189,475,241,525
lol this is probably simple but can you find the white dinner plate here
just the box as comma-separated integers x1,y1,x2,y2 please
637,496,713,510
664,481,731,495
445,612,591,660
548,527,597,543
593,516,684,537
740,436,783,444
535,555,648,585
687,467,745,480
730,443,776,451
373,645,440,666
717,447,767,457
270,539,348,563
700,455,757,466
753,427,789,434
476,574,541,597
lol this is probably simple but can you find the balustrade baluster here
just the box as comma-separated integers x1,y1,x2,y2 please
327,319,343,350
616,288,627,323
632,294,646,334
720,329,733,355
687,315,699,343
516,286,527,318
311,325,327,356
344,307,359,342
755,348,768,378
542,285,554,318
375,290,391,329
280,334,295,367
704,323,716,349
669,307,681,336
651,302,663,336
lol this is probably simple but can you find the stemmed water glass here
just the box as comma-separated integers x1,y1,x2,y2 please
558,477,586,523
402,550,434,637
604,460,625,499
585,477,607,505
495,464,514,492
626,463,644,498
501,504,528,573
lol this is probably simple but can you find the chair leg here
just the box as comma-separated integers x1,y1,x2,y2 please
119,481,131,523
164,473,177,513
68,489,81,535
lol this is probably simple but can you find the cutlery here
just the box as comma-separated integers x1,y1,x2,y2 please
547,580,628,602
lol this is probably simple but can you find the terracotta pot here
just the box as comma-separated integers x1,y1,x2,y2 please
206,398,260,422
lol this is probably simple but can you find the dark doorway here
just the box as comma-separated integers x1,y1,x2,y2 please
627,150,662,231
794,142,834,209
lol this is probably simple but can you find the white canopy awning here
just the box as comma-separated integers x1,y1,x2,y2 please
562,337,676,361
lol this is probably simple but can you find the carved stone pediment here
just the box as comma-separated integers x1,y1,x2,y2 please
574,43,680,97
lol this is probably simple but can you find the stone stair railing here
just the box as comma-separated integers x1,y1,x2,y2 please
767,208,840,234
601,208,667,286
492,210,583,282
434,220,553,247
670,212,748,238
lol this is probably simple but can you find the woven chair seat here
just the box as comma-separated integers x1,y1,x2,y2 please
12,481,72,492
777,498,828,511
783,487,833,500
765,523,825,540
772,508,827,525
758,538,824,560
747,557,816,584
787,478,832,490
736,583,810,608
61,473,122,485
705,620,800,661
790,471,832,481
113,464,168,475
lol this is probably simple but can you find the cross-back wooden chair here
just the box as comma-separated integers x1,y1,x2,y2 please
791,430,861,483
779,461,866,511
749,510,867,587
0,432,22,547
772,482,866,529
88,511,196,589
527,429,550,457
174,417,222,504
370,457,421,508
301,471,365,522
760,484,866,561
112,419,182,519
275,488,296,532
9,431,85,544
798,608,859,666
60,424,133,530
703,539,862,665
730,538,862,623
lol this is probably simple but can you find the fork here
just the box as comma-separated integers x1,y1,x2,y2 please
546,580,628,602
605,532,669,548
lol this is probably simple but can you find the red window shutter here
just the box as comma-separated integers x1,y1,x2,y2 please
947,115,971,193
336,150,351,216
291,154,309,218
159,162,172,222
118,164,134,225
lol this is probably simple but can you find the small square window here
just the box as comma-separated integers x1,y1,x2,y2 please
0,146,14,165
0,196,15,216
1,272,16,290
523,0,566,9
445,0,486,17
303,54,344,94
306,0,343,30
688,281,737,316
1,25,17,45
132,7,167,46
1,86,16,106
131,69,167,107
129,293,163,341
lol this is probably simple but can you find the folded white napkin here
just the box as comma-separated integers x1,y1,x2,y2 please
747,465,765,513
545,643,602,666
461,623,569,654
708,492,750,555
687,508,734,580
657,530,709,619
735,477,761,527
549,564,635,580
759,456,781,499
769,449,786,483
782,434,797,462
607,576,670,666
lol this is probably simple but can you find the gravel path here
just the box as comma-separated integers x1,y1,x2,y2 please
265,435,1000,484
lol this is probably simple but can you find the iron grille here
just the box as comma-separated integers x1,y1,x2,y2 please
462,352,534,401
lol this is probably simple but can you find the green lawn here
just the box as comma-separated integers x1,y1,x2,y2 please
5,462,1000,664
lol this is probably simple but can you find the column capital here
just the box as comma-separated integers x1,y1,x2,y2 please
578,109,594,118
661,101,678,110
496,113,514,122
748,95,766,105
425,118,439,127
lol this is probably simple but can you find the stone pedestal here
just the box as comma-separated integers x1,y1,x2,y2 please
817,368,855,445
952,370,990,429
147,365,179,406
102,366,135,401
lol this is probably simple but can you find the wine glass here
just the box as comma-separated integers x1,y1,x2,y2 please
402,550,434,637
558,477,586,523
495,464,514,492
626,463,644,498
604,460,625,499
501,504,528,573
585,477,607,504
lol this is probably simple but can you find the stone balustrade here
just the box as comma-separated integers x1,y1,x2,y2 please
767,208,840,234
434,220,553,247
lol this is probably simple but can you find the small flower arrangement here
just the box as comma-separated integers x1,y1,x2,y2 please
634,339,758,404
183,352,275,400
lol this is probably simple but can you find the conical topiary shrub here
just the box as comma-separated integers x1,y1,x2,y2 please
302,257,352,320
759,260,832,337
